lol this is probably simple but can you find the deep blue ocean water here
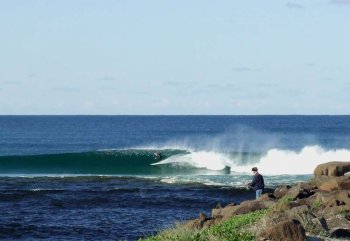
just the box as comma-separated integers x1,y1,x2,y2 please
0,115,350,240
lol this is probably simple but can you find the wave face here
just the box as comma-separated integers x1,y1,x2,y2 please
0,149,189,175
1,146,350,176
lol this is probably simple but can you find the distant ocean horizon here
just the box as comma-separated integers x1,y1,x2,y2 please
1,115,349,240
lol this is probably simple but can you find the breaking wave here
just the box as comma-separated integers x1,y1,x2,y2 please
0,146,349,176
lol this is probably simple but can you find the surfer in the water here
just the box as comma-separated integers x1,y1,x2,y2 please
154,152,162,160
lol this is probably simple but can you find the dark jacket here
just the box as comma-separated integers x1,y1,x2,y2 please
249,173,264,191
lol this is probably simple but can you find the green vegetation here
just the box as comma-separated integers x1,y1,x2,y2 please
139,210,267,241
206,210,267,241
311,200,323,210
279,195,294,204
339,208,348,215
268,195,294,212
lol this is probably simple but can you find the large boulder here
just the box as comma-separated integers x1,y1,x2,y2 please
262,219,307,241
313,175,350,191
314,162,350,177
314,190,350,209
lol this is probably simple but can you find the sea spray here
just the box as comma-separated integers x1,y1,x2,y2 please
152,145,350,175
253,146,350,175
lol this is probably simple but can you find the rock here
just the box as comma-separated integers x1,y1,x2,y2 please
265,204,326,236
262,219,307,241
199,213,207,222
259,193,276,201
314,161,350,177
313,176,350,191
325,214,350,238
212,200,275,220
235,200,276,215
311,217,328,235
319,178,340,192
285,205,329,235
286,205,310,222
330,228,350,238
270,200,301,213
186,213,211,229
307,236,325,241
273,185,291,199
315,190,350,208
286,182,316,200
202,216,222,229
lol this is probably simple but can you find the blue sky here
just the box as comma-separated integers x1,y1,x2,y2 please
1,0,349,114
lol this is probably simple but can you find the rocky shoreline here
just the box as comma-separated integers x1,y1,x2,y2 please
185,161,350,241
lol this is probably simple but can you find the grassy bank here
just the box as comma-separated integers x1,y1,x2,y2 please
139,209,267,241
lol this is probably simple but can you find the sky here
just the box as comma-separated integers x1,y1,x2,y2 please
0,0,349,115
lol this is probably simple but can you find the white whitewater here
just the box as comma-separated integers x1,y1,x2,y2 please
152,145,350,175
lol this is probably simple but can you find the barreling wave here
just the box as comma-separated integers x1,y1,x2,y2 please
1,145,350,176
0,149,192,175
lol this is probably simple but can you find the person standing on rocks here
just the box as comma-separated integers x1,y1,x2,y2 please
248,167,265,199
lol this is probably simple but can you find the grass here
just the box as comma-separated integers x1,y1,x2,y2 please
339,208,348,215
206,209,267,241
268,195,294,213
139,209,267,241
311,200,323,210
279,195,294,204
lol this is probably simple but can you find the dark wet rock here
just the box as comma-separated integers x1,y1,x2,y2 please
330,228,350,238
314,161,350,177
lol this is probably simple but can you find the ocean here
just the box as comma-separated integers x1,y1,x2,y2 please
1,115,350,240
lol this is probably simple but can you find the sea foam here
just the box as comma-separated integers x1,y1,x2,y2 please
153,145,350,175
